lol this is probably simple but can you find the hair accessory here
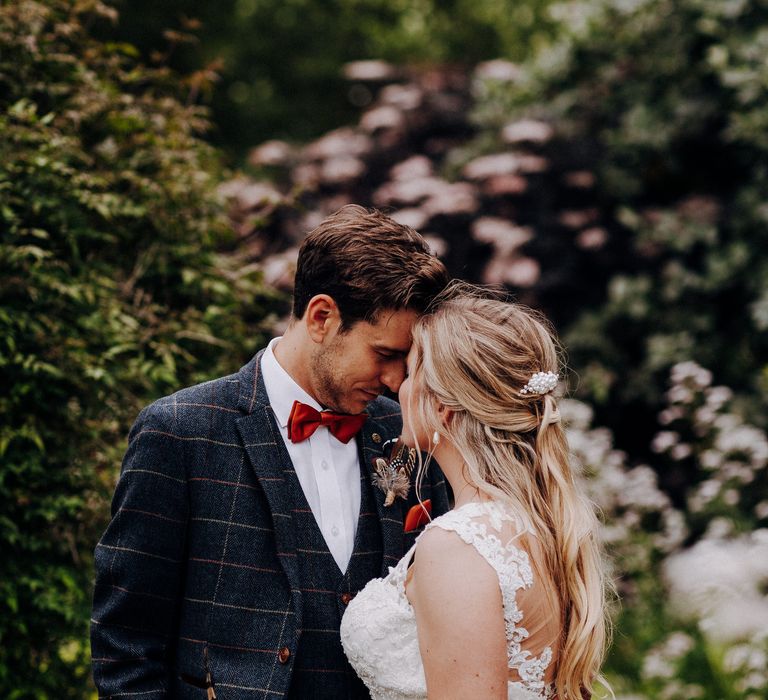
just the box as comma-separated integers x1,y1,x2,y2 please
520,371,558,396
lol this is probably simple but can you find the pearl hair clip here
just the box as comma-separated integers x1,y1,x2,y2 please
520,371,559,396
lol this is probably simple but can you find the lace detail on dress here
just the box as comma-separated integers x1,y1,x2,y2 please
340,541,426,700
341,500,557,700
425,503,555,699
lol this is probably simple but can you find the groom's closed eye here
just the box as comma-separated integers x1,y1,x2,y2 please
374,349,406,361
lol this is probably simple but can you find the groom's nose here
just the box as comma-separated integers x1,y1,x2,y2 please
380,360,407,394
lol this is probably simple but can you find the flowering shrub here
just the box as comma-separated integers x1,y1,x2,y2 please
468,2,768,688
563,398,686,577
652,362,768,536
565,362,768,698
469,0,768,454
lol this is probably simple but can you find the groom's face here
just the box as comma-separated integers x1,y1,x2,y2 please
311,308,418,414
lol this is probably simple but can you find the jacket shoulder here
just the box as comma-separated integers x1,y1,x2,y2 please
147,371,241,417
366,395,401,423
131,363,253,444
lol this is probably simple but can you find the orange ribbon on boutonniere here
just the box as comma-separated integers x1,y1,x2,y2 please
372,438,417,506
404,500,431,532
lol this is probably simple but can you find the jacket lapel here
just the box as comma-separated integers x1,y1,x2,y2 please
358,414,406,576
235,352,301,594
235,350,406,582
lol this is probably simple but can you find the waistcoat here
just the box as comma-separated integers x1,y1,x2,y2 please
286,453,383,699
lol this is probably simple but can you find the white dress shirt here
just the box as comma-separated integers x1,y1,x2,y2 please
260,338,361,573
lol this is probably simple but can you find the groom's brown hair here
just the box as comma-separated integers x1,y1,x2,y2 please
293,205,448,329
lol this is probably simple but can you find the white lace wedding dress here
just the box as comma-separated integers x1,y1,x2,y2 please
341,500,560,700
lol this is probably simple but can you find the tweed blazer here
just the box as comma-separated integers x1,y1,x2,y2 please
91,350,449,699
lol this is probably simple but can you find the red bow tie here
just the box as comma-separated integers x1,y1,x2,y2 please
286,400,367,444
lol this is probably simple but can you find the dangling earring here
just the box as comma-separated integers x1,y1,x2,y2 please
432,431,440,446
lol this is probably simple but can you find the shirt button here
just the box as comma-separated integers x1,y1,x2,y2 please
341,592,355,605
278,646,291,664
331,525,339,537
321,460,329,470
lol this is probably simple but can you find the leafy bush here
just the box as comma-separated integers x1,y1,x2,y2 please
0,1,275,693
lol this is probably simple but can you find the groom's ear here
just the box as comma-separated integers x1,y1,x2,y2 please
305,294,341,343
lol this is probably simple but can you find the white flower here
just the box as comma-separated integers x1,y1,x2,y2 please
659,406,685,425
690,479,723,510
720,462,755,484
641,631,696,681
713,413,740,432
724,642,768,674
664,530,768,643
658,680,705,699
654,510,688,552
694,406,717,426
652,431,679,453
716,425,768,468
641,652,675,680
670,361,712,388
560,398,594,431
703,517,733,539
564,398,687,559
670,443,692,460
667,384,695,404
619,466,671,510
706,385,733,408
699,449,722,470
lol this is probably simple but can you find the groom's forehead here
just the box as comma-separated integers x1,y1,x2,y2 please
356,309,418,350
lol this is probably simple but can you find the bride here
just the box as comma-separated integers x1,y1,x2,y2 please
341,287,612,699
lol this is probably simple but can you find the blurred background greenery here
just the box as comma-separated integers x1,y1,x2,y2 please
1,0,767,697
101,0,555,156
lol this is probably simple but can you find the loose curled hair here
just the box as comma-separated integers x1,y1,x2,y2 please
408,282,612,699
293,205,448,329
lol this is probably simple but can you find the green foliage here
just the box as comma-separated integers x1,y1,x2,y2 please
473,0,768,453
104,0,556,157
0,1,275,693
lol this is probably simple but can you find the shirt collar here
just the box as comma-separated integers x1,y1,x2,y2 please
260,337,322,429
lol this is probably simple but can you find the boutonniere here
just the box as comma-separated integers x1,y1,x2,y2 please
372,438,417,506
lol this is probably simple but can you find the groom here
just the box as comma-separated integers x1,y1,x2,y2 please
91,205,450,699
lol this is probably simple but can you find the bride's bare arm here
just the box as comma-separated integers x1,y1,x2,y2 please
407,526,508,699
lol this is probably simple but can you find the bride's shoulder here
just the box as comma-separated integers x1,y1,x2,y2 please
406,510,511,687
414,500,521,574
410,518,502,608
425,499,528,537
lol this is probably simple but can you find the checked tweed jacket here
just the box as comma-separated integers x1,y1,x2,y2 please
91,350,449,699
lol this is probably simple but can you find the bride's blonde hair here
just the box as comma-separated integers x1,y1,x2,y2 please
408,282,612,699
